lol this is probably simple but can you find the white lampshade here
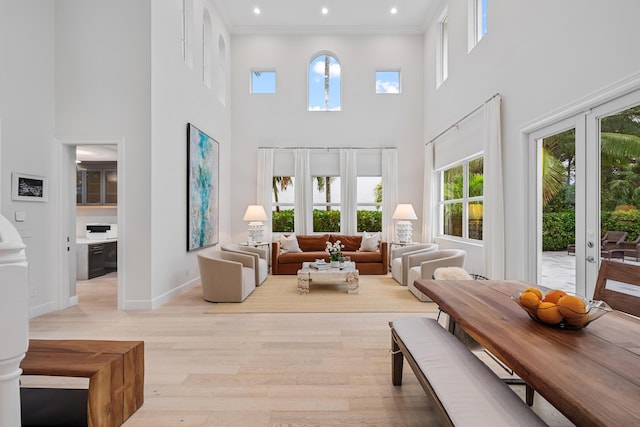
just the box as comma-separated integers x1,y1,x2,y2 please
392,204,417,243
243,205,268,243
392,204,418,220
243,205,268,221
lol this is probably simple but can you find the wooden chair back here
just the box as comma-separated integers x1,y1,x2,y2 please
593,260,640,317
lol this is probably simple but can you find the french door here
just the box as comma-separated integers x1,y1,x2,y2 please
534,89,640,298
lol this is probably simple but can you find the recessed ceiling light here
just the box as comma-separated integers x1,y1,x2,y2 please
390,7,398,15
321,7,329,15
253,7,261,15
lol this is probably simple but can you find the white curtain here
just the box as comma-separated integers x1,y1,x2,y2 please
483,95,505,279
257,148,274,243
381,149,398,242
294,148,312,234
340,149,357,235
422,143,435,243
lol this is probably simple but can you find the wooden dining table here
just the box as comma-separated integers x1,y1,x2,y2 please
414,279,640,427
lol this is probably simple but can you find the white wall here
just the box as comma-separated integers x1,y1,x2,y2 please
55,0,153,307
230,34,425,242
423,0,640,279
150,1,231,305
0,1,57,316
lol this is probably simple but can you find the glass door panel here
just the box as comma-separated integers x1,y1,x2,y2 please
85,170,102,204
540,128,577,293
599,105,640,260
104,170,117,204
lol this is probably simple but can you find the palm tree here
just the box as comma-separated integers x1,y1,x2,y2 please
272,176,292,212
315,177,333,211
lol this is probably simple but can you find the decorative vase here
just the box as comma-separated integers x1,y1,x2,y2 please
330,253,341,268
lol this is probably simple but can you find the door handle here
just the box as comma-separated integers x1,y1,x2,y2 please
586,256,596,263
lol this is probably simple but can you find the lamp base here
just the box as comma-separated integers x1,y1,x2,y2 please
395,221,413,243
247,222,265,244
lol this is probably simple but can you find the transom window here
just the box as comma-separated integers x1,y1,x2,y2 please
437,11,449,87
308,54,341,111
468,0,487,51
376,71,400,94
251,70,276,94
439,156,484,240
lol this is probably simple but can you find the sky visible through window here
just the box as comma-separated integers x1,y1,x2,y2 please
376,71,400,94
479,0,487,40
251,71,276,94
308,55,341,111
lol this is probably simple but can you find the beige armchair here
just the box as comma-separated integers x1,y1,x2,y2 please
390,243,438,286
406,249,466,302
221,243,268,285
198,251,257,303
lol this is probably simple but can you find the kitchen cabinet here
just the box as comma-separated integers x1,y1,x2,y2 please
77,239,117,280
76,162,117,206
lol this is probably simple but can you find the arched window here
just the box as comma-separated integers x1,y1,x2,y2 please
218,35,226,105
181,0,193,67
202,9,213,88
308,53,341,111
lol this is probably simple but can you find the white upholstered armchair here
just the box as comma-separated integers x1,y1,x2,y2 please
198,251,257,303
221,243,268,286
390,243,438,286
406,249,466,302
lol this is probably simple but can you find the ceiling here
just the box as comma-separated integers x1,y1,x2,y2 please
211,0,442,34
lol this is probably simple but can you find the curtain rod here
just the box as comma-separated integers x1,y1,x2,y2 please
257,146,397,150
426,92,501,145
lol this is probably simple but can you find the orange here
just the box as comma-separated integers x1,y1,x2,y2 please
565,313,590,327
537,302,564,324
519,291,541,314
523,287,543,300
557,295,587,319
543,289,567,304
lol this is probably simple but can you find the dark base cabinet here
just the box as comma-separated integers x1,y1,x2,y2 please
104,241,117,271
87,243,105,279
77,239,118,280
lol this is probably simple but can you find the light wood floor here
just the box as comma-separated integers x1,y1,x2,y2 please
26,273,574,426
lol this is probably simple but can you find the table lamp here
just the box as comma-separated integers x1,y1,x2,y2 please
392,204,417,243
243,205,268,243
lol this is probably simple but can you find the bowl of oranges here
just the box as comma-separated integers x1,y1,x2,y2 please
513,287,612,329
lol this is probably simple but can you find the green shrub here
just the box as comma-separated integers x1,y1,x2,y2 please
272,210,294,232
542,211,576,251
312,209,340,232
543,209,640,250
357,210,382,232
271,209,382,233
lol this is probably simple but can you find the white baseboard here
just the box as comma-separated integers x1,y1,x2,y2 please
122,276,200,310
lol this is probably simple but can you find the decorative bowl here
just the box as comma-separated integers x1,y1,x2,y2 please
512,292,612,329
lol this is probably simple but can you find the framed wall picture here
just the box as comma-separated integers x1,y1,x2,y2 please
12,172,48,202
187,123,219,251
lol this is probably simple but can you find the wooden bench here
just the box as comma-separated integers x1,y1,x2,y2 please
390,317,546,427
20,339,144,427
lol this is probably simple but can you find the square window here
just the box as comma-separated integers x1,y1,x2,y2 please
251,70,276,94
376,71,400,94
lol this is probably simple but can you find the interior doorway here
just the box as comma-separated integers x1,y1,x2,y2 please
76,144,118,308
57,137,125,310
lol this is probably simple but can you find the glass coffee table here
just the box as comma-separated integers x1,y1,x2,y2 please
297,262,359,294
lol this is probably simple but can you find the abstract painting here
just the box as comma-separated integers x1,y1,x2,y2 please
187,123,219,251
